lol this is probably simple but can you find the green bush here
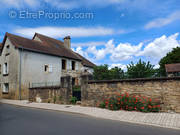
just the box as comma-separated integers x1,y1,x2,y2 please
53,96,56,104
99,102,106,108
99,92,161,113
70,96,78,104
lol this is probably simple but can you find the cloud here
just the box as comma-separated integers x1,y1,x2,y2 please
109,63,127,70
74,33,180,67
71,41,106,47
137,33,180,60
110,42,143,62
145,10,180,29
13,26,122,38
0,0,40,8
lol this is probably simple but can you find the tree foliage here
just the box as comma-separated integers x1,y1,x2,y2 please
159,47,180,76
126,59,155,78
93,65,124,80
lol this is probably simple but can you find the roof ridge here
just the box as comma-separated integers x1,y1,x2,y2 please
35,33,64,44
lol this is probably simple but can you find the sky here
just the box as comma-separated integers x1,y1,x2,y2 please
0,0,180,70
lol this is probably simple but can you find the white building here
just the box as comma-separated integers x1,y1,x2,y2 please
0,32,95,99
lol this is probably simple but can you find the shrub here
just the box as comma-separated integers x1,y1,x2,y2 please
58,96,62,101
99,92,161,113
70,96,78,104
53,96,56,104
99,101,106,108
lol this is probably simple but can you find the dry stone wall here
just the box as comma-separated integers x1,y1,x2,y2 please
81,77,180,113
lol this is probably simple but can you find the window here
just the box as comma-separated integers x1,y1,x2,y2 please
0,65,1,74
72,61,76,70
44,65,49,72
44,65,53,73
62,59,66,70
3,83,9,93
3,63,8,75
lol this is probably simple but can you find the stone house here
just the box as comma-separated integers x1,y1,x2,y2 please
0,32,95,100
165,63,180,77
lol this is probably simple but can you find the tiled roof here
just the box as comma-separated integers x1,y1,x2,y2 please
1,32,96,68
165,63,180,73
4,32,81,60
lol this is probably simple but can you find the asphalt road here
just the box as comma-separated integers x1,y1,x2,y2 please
0,103,180,135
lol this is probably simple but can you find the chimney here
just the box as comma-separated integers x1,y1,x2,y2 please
63,36,71,49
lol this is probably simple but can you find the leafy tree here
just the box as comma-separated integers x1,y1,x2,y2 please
126,59,155,78
93,65,124,80
109,67,124,79
93,64,110,80
159,47,180,76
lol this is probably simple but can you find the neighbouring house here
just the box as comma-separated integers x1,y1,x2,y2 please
0,32,96,100
165,63,180,77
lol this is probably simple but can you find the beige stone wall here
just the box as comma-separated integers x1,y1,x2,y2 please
81,77,180,113
29,87,72,104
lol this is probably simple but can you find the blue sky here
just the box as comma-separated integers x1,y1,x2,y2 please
0,0,180,69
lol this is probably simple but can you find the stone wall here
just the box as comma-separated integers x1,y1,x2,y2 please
29,86,72,104
81,77,180,113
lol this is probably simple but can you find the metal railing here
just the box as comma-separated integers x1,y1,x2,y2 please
29,81,61,88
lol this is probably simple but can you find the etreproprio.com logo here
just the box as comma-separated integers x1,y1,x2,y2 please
9,10,94,20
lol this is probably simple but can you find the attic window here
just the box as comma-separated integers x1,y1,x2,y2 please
72,61,75,70
62,59,66,70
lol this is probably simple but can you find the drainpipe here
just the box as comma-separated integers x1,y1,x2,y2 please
19,48,22,100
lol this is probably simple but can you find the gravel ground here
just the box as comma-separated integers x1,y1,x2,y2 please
1,99,180,130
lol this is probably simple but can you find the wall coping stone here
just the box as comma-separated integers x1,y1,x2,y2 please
29,86,62,90
88,77,180,84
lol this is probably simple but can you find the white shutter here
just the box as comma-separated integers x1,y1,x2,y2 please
69,60,72,70
49,65,53,73
3,64,5,74
75,62,78,71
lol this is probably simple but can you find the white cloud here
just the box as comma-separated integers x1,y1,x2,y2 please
145,10,180,29
109,63,127,70
0,0,39,8
87,40,115,60
71,41,106,47
86,39,143,62
110,42,143,61
14,26,120,38
137,33,180,59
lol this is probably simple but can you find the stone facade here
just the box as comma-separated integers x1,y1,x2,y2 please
81,77,180,113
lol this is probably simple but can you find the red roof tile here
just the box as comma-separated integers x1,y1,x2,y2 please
165,63,180,73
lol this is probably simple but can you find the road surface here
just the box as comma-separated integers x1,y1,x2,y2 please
0,103,179,135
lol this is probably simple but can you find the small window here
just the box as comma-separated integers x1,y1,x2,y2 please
62,59,66,70
0,65,1,74
72,61,75,70
44,65,53,73
44,65,49,72
3,63,8,75
3,83,9,93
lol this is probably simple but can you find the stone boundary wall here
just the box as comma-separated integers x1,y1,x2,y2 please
81,76,180,113
29,86,72,104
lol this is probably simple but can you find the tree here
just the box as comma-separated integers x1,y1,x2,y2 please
93,64,110,80
159,47,180,76
93,65,124,80
126,59,155,78
109,67,124,79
